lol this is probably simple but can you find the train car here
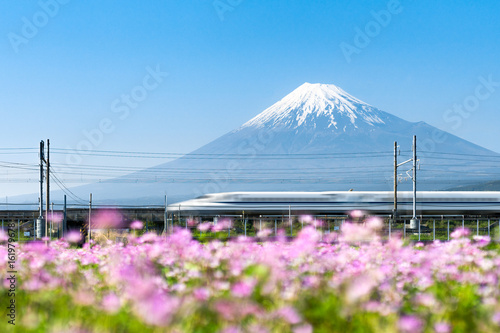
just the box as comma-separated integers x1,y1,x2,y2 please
169,191,500,216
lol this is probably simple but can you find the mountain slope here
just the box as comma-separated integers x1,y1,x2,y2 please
10,82,500,206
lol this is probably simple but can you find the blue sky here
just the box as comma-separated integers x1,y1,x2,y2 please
0,0,499,196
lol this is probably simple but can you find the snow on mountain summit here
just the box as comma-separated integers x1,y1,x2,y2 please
241,83,387,131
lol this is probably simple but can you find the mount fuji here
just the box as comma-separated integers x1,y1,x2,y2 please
14,83,500,205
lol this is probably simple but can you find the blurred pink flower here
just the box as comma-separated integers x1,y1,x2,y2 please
49,212,64,224
130,220,144,230
215,301,236,320
472,235,490,247
134,292,178,326
193,288,210,301
340,223,375,242
350,210,365,219
434,322,451,333
300,215,313,223
0,229,8,242
365,216,383,230
72,289,95,306
492,312,500,325
197,222,212,232
312,219,323,228
276,306,301,324
451,228,470,239
257,229,272,238
293,324,312,333
92,209,124,228
345,273,377,303
221,327,240,333
212,219,231,232
66,231,82,244
102,293,121,314
231,281,255,298
399,315,423,333
414,293,436,308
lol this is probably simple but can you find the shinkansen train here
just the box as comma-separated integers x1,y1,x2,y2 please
170,191,500,216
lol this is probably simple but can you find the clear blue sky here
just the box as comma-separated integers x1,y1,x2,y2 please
0,0,499,196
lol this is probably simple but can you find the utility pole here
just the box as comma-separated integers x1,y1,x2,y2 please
45,139,50,239
393,141,398,221
50,202,53,240
88,193,92,243
63,195,67,238
164,194,168,235
243,211,246,237
410,135,419,229
394,136,419,230
37,140,45,239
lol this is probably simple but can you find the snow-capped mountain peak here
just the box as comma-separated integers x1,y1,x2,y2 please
241,83,386,131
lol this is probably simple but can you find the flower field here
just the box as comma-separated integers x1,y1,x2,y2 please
2,218,500,332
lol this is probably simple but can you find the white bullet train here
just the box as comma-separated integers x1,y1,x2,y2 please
170,191,500,216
